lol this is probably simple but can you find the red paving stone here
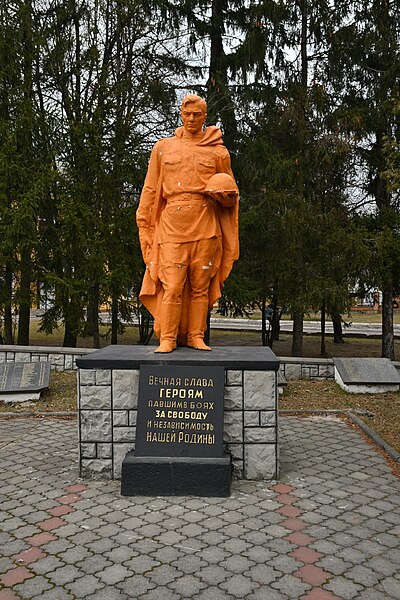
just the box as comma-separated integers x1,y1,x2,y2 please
11,547,46,565
55,493,82,504
0,589,22,599
271,483,295,493
1,566,34,587
284,531,316,546
294,564,332,586
276,493,297,504
48,505,74,517
65,484,87,493
25,532,57,547
281,518,307,531
290,546,324,564
300,588,342,600
37,516,66,531
278,505,304,518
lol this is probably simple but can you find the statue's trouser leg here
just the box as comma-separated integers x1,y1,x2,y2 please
156,243,188,353
186,238,220,350
154,302,182,353
186,300,210,350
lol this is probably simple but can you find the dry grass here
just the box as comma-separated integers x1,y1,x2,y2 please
211,330,400,359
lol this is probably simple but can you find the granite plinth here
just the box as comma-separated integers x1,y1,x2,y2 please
121,452,232,497
78,345,279,482
76,345,280,371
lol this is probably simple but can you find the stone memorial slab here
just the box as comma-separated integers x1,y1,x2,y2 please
135,364,225,458
0,362,51,402
121,363,231,496
334,357,400,394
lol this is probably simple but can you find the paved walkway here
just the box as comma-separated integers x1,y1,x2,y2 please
0,416,399,600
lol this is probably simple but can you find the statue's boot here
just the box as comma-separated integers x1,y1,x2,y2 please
154,302,181,353
187,301,211,351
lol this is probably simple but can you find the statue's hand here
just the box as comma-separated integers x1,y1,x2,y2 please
206,190,238,207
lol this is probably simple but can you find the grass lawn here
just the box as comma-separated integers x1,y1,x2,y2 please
19,321,400,359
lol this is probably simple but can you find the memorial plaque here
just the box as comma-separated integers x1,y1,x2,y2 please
0,362,50,402
135,365,225,458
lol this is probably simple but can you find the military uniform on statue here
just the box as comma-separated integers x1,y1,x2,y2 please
136,94,239,353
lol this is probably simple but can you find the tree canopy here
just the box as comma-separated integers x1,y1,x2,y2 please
1,0,399,357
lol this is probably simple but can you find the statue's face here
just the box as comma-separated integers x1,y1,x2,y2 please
180,101,206,134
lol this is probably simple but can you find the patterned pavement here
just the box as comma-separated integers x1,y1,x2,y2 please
0,416,399,600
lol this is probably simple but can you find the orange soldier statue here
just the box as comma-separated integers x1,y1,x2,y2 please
136,94,239,353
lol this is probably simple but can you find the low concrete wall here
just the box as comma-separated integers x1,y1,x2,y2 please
0,345,337,380
280,357,335,381
0,345,93,371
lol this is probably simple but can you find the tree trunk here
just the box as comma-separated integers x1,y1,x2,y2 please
17,246,31,345
271,299,280,341
4,264,14,344
138,307,153,345
207,0,238,152
331,311,344,343
204,312,211,346
63,321,77,348
111,290,118,345
320,301,326,356
291,311,303,356
261,297,267,346
87,285,100,348
382,287,395,360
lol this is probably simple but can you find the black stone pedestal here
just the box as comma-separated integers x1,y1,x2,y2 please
121,452,232,497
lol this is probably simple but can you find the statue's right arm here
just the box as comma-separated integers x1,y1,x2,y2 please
136,141,163,263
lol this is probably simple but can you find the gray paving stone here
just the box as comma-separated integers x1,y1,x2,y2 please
48,564,84,585
58,546,93,564
248,588,289,600
116,574,156,596
30,555,65,575
149,546,184,564
14,575,54,597
147,564,184,585
77,554,112,574
138,587,181,600
219,573,260,598
380,577,400,599
97,563,133,585
243,564,281,585
0,539,29,556
167,573,209,596
65,574,104,597
365,555,399,576
346,564,382,587
270,574,311,599
31,589,74,600
193,586,237,600
325,575,365,599
86,587,128,600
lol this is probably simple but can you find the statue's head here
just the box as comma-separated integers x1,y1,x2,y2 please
180,94,207,134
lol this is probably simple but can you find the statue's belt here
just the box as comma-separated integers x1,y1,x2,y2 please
166,193,208,206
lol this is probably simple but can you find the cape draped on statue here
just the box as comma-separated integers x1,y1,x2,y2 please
136,126,239,344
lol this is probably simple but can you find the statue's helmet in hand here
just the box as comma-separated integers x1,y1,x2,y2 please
205,173,238,207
